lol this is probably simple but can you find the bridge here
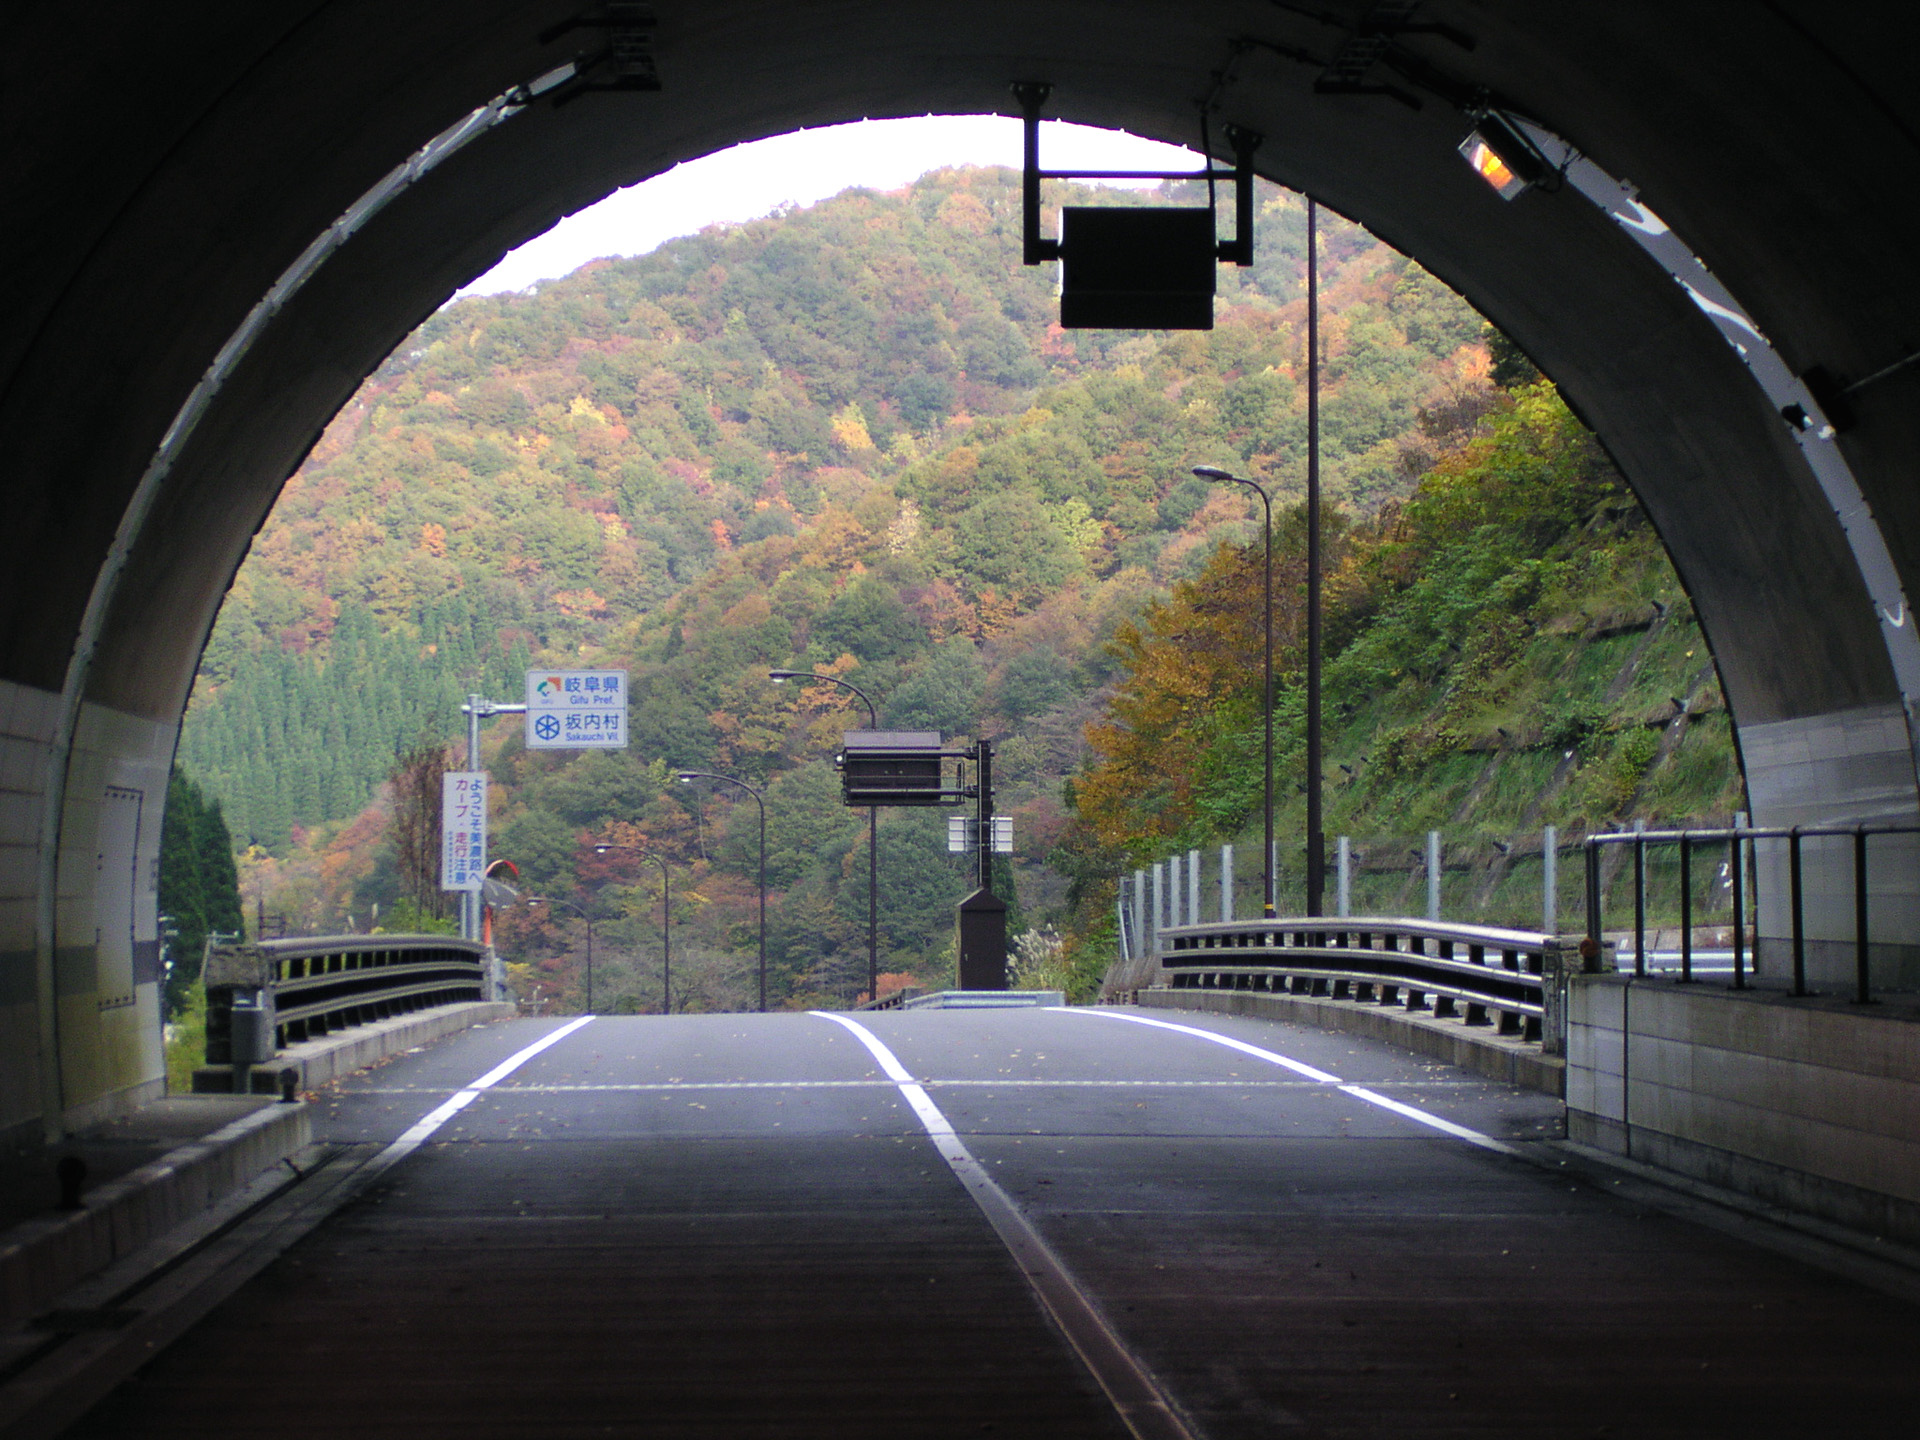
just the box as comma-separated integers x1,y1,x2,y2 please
2,2,1919,1426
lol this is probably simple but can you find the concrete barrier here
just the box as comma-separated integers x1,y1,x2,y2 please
193,1000,517,1094
1566,974,1920,1245
1136,986,1565,1095
0,1100,309,1327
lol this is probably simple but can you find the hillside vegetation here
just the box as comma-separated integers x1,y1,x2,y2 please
181,165,1741,1010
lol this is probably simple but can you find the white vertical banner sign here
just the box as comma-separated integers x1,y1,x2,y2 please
441,772,488,891
526,670,628,749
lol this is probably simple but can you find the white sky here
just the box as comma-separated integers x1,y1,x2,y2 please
456,115,1202,297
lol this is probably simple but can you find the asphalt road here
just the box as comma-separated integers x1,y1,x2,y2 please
58,1006,1920,1439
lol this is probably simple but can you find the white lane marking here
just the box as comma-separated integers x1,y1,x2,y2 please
812,1011,1197,1440
1336,1085,1515,1154
361,1016,597,1179
1063,1008,1341,1081
1068,1008,1516,1155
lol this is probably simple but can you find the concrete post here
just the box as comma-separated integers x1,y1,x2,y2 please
1427,830,1442,921
1543,825,1558,937
1220,843,1234,922
1337,836,1351,918
1541,935,1571,1057
1188,848,1201,929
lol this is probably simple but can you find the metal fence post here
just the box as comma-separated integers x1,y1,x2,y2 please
1730,813,1747,987
1632,821,1647,977
1220,843,1234,923
1855,828,1872,1005
1426,830,1441,921
1133,869,1147,969
1151,863,1164,959
1168,853,1182,929
1789,828,1806,996
1336,836,1351,918
1585,837,1601,951
1679,831,1693,983
1542,825,1557,937
1188,848,1201,931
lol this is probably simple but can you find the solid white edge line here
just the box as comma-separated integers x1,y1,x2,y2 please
1064,1006,1343,1082
1069,1007,1515,1153
811,1011,1197,1440
1338,1085,1517,1154
468,1013,598,1089
363,1015,597,1178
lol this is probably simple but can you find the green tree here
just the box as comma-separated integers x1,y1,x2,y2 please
157,768,243,1017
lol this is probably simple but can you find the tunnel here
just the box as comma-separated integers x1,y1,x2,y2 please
2,0,1917,1157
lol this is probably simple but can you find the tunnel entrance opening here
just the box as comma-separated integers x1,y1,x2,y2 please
5,4,1917,1144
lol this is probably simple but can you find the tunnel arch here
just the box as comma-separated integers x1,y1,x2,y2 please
4,1,1917,1133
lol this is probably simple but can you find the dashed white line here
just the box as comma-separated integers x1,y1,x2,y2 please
1067,1008,1517,1154
812,1011,1198,1440
340,1077,1485,1094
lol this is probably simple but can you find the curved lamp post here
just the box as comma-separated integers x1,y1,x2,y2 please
1193,465,1279,918
676,771,768,1012
528,894,594,1014
770,669,879,1004
593,844,673,1015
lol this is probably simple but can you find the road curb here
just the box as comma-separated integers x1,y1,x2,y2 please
0,1101,309,1329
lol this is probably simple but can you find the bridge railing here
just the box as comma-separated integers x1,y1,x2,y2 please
204,934,490,1064
1585,821,1920,1002
1156,916,1554,1043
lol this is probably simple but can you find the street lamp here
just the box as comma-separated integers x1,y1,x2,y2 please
528,894,594,1014
676,771,768,1012
1193,465,1278,918
771,669,879,1004
593,845,673,1015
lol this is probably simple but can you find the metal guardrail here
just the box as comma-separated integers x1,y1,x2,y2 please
859,986,928,1011
204,934,489,1063
1158,916,1553,1042
857,988,1065,1011
1585,822,1920,1002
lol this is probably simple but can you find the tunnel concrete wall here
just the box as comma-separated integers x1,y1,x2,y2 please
1568,974,1920,1244
1,2,1917,1138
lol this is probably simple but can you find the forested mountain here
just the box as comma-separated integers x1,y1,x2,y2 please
182,163,1737,1010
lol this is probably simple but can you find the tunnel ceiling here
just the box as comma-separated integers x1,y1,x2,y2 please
3,1,1918,773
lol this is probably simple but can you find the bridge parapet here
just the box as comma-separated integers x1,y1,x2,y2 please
203,935,490,1066
1157,916,1579,1050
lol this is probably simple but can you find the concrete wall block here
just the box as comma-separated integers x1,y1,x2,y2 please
1629,1032,1696,1091
1568,976,1625,1030
1565,1022,1613,1074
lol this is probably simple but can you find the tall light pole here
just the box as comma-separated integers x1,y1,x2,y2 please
1193,465,1276,918
677,771,768,1012
1304,195,1324,917
770,669,879,1003
593,844,672,1015
529,895,594,1014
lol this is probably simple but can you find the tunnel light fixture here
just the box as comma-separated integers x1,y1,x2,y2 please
1458,112,1550,199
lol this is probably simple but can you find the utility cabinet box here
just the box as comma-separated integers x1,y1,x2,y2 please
202,942,276,1069
227,989,276,1070
955,887,1009,990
